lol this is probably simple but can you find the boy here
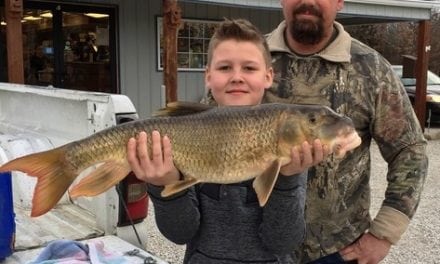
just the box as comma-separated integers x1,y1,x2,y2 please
126,19,327,264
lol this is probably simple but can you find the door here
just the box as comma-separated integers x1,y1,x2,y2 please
22,1,118,93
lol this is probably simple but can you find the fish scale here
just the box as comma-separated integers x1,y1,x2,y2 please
171,107,278,182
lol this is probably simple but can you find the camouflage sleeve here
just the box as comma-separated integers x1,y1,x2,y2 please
199,89,218,105
369,57,428,244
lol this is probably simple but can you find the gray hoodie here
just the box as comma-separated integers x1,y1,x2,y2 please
147,173,307,264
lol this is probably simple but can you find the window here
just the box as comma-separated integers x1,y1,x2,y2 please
1,1,117,93
157,17,219,71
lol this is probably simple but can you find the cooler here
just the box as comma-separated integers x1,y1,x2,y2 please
0,171,15,260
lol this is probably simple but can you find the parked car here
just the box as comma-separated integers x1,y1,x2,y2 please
392,65,440,123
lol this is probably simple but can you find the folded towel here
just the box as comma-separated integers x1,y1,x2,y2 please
30,239,126,264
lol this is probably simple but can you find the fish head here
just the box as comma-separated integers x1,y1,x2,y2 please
277,104,361,158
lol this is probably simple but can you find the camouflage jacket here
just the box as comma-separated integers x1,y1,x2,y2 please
263,21,428,262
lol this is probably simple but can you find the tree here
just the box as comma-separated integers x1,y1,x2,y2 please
430,13,440,75
345,13,440,76
346,22,417,66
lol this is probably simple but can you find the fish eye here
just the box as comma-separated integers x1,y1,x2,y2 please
308,114,316,124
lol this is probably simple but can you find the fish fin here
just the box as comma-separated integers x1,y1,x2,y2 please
0,146,75,217
69,160,131,198
154,101,214,117
161,177,199,197
252,159,282,207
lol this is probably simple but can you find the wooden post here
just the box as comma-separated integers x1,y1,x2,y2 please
414,20,431,131
5,0,24,84
163,0,181,103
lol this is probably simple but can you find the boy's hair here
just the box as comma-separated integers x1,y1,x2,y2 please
206,18,272,67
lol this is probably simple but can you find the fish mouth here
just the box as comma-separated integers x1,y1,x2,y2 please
331,130,362,158
339,126,356,137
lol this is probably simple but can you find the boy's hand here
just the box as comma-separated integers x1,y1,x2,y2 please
127,131,180,186
279,139,330,176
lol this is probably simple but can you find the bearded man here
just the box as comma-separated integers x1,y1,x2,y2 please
264,0,428,263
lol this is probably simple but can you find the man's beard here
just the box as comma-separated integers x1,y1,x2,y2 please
288,4,324,45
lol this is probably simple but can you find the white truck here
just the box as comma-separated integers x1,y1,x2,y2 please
0,83,166,263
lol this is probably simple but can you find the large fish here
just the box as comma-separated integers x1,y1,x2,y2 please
0,102,361,217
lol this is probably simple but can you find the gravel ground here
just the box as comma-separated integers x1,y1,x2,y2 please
142,129,440,264
370,133,440,264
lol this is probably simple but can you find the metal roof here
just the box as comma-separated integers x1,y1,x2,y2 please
341,0,440,24
182,0,440,9
181,0,440,24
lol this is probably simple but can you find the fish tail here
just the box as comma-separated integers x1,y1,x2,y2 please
0,146,76,217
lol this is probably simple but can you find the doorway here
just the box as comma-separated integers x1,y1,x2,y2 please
20,1,118,93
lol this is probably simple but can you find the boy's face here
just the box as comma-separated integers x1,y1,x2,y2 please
205,40,273,106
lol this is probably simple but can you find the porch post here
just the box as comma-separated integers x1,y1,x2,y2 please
163,0,181,103
5,0,24,84
414,20,431,131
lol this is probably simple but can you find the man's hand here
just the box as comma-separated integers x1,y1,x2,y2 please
279,139,330,176
339,232,391,264
127,131,180,186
